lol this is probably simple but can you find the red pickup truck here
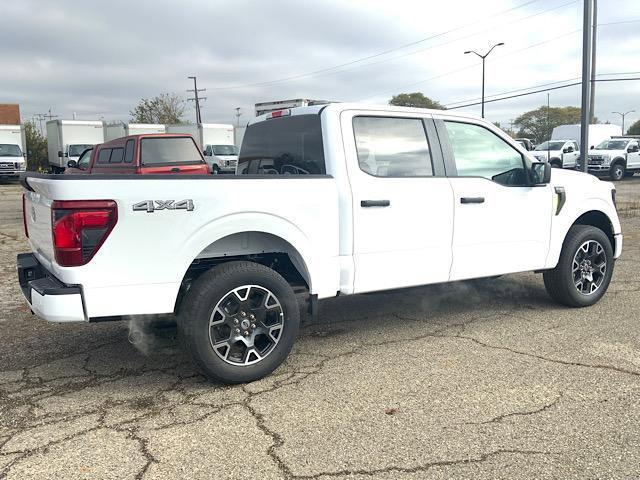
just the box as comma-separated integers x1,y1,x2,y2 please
65,134,210,175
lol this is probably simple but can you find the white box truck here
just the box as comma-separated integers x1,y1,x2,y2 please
551,124,621,150
166,123,238,174
103,122,165,142
46,120,104,174
0,125,26,179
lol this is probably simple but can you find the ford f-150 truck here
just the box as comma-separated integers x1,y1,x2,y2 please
17,103,623,383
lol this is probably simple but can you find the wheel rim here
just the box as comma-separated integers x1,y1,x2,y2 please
613,166,623,180
572,240,607,296
208,285,284,366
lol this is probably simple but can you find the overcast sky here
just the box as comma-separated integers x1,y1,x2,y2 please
3,0,640,130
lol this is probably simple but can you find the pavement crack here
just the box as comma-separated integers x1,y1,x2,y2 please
451,334,640,378
290,448,553,479
465,393,563,426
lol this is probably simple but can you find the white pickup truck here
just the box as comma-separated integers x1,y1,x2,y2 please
18,103,623,383
531,139,580,169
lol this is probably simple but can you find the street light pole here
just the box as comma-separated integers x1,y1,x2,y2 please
612,110,635,135
464,42,504,118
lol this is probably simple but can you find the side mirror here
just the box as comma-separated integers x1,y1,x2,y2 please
531,162,551,185
57,150,63,157
590,145,595,149
67,160,77,168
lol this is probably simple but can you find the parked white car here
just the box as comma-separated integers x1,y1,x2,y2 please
578,137,640,181
0,125,26,178
18,104,622,383
532,140,580,168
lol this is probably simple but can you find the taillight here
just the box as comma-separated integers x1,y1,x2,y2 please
51,200,117,267
22,194,29,238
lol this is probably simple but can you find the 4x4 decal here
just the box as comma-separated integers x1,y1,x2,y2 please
132,200,194,213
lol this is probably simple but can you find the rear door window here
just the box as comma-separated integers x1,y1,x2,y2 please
109,147,124,163
97,148,111,164
353,116,433,177
238,115,325,175
140,137,203,165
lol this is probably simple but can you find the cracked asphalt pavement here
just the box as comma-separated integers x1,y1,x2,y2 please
1,177,639,479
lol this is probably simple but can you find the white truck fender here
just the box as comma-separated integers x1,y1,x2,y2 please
545,196,621,268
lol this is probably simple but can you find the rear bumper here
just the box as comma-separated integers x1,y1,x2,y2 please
16,253,86,322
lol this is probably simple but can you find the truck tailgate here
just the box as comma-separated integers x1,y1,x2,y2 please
24,189,55,266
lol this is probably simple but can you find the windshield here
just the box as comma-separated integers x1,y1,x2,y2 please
140,137,204,165
535,141,565,151
212,145,238,156
68,144,94,157
595,140,629,150
0,144,22,157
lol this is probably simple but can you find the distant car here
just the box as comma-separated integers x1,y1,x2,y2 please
515,138,534,151
576,136,640,181
203,144,239,174
65,134,210,175
531,139,579,169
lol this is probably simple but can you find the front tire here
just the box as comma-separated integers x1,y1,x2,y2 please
543,225,614,308
179,261,300,383
550,160,562,169
610,163,625,181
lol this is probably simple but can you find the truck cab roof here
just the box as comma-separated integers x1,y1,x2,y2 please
249,102,486,126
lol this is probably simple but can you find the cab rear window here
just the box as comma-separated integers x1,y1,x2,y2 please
238,115,325,175
140,137,203,165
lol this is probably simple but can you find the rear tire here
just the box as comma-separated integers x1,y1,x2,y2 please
179,261,300,383
543,225,614,307
610,163,625,181
550,160,562,169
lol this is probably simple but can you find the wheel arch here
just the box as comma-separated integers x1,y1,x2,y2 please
546,201,620,269
572,210,615,248
550,157,562,167
174,213,317,312
611,156,626,166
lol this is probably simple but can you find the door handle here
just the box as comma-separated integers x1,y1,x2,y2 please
170,167,181,173
460,197,485,204
361,199,390,207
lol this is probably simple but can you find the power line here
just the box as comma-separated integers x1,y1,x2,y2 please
359,29,581,101
287,0,579,88
445,77,640,110
206,0,548,91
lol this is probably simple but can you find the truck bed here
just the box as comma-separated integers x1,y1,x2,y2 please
22,173,340,320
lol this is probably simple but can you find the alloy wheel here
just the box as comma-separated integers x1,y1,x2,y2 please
208,285,284,366
572,240,607,295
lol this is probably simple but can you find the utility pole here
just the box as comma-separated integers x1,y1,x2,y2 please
235,107,242,127
187,76,207,124
579,0,593,172
44,108,57,121
589,0,597,123
464,42,504,118
612,110,635,135
547,93,551,159
34,113,48,135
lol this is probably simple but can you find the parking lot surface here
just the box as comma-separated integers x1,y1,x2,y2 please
1,177,639,479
